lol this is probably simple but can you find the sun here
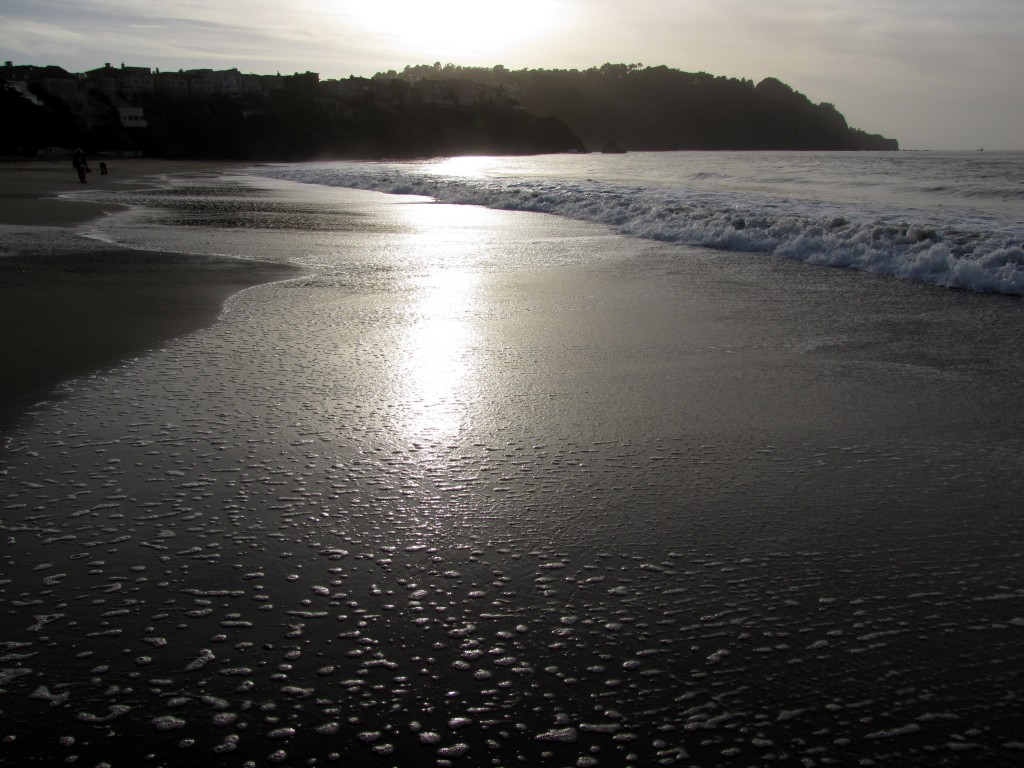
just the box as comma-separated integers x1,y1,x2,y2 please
338,0,567,59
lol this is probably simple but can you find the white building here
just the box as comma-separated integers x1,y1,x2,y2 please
118,106,148,128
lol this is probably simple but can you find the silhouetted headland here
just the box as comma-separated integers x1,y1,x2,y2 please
3,60,897,160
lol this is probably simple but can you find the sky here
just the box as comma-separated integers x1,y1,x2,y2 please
2,0,1022,150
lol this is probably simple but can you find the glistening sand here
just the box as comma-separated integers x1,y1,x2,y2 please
0,160,299,431
1,173,1023,767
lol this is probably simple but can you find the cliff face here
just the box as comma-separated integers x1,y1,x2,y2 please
384,64,900,152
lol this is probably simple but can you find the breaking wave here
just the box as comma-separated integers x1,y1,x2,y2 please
258,157,1024,296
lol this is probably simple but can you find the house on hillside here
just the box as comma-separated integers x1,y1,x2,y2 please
320,76,375,101
29,66,83,104
0,60,29,81
375,78,411,106
1,62,42,105
284,71,320,96
118,106,148,129
2,62,84,106
410,79,504,107
241,74,264,94
185,68,243,95
154,70,190,97
256,74,284,94
86,63,153,100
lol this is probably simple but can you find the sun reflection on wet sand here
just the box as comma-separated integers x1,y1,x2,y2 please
397,268,481,443
383,201,517,445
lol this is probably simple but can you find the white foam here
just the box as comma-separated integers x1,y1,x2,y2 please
258,160,1024,296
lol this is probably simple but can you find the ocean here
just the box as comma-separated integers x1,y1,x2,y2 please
2,151,1024,767
259,151,1024,295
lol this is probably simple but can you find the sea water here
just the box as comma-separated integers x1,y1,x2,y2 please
2,158,1024,767
260,151,1024,295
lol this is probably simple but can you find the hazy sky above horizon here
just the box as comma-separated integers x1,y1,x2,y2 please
3,0,1022,150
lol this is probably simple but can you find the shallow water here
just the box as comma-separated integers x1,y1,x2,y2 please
2,176,1024,767
260,152,1024,295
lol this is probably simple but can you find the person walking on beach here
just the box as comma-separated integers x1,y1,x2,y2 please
72,148,90,183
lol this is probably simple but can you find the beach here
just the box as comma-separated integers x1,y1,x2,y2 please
1,159,1023,767
0,159,300,431
0,158,244,227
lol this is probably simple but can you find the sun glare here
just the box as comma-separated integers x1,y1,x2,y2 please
338,0,567,59
398,269,482,444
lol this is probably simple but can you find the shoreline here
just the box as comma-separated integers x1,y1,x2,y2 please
2,160,1024,766
0,157,251,226
0,158,299,434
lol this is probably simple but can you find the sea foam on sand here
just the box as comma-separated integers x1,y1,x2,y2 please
2,174,1024,767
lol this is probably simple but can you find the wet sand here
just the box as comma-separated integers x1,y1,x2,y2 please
1,176,1023,767
0,158,249,227
0,159,299,432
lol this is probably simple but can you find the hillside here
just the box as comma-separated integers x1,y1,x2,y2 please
2,60,898,159
379,63,899,152
0,84,585,160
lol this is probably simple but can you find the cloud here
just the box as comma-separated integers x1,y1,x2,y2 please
0,17,91,58
2,0,1021,146
3,0,376,74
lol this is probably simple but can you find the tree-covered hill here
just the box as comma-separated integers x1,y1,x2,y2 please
0,84,585,160
2,60,898,159
379,63,899,151
136,92,585,160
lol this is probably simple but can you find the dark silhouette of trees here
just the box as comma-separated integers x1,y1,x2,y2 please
133,91,584,160
2,61,898,159
0,85,82,155
0,84,149,157
381,64,898,151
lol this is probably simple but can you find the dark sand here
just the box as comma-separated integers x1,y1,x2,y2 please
0,159,299,433
0,252,299,432
1,179,1024,767
0,158,246,226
